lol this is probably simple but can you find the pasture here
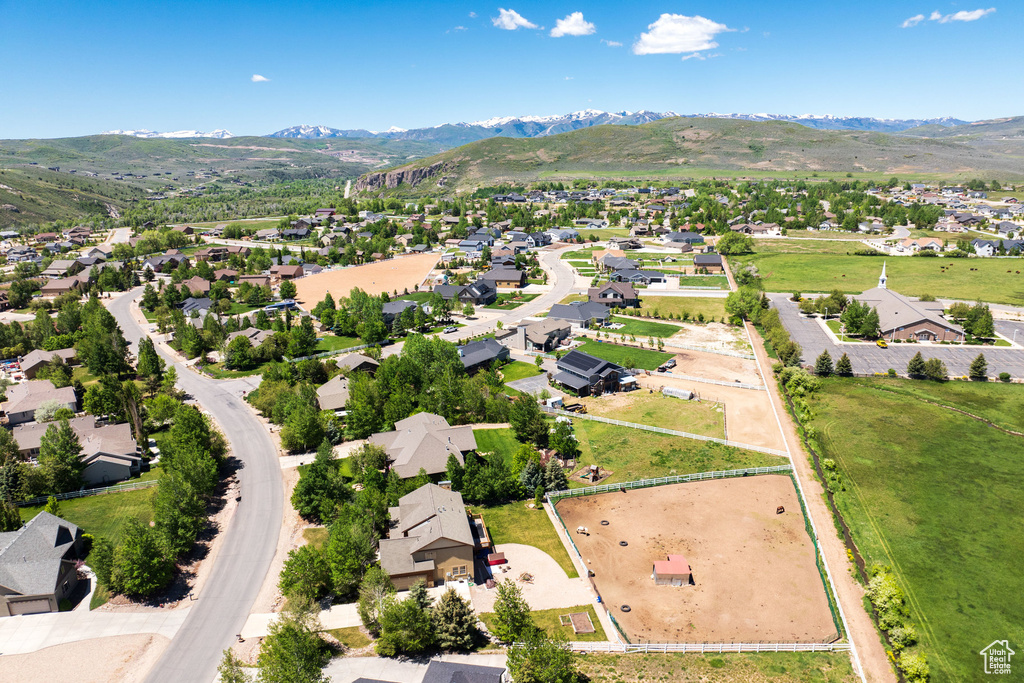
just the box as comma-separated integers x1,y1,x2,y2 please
808,377,1024,682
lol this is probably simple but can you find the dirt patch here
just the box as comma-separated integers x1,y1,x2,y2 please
0,633,170,683
667,348,762,386
665,322,751,355
293,253,439,309
556,476,835,643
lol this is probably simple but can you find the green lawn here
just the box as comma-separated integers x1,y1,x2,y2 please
315,335,363,352
303,527,329,549
560,248,597,260
733,251,1024,304
607,317,681,338
580,393,725,439
675,275,730,289
499,360,543,383
396,291,434,303
486,293,540,310
20,487,157,545
806,378,1024,682
479,604,607,642
325,626,371,651
203,363,265,379
632,296,729,322
558,294,589,304
567,419,780,487
825,318,856,342
575,340,673,370
223,302,262,316
579,651,857,683
473,428,521,465
471,501,578,578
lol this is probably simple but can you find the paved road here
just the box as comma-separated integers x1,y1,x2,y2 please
103,227,131,244
108,289,283,683
770,293,1024,377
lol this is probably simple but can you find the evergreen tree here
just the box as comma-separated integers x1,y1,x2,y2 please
519,458,543,493
907,352,926,377
136,336,164,379
509,396,548,448
279,545,331,602
0,499,22,531
969,353,988,381
835,353,853,376
549,421,579,462
432,587,477,651
543,457,569,493
38,419,84,493
376,594,436,657
408,579,433,610
445,453,464,491
923,358,948,381
814,350,834,377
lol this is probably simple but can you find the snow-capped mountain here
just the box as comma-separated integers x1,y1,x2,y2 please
268,124,375,139
682,113,969,133
101,129,234,139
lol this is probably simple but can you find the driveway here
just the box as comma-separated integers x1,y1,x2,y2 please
107,289,284,683
470,543,595,613
770,293,1024,377
506,373,552,396
0,608,190,656
323,653,507,683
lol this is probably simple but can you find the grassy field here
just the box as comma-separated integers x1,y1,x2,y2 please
479,604,607,642
631,296,728,322
579,392,725,439
20,487,157,544
607,317,681,338
473,428,522,464
560,248,597,260
303,527,329,549
471,501,578,578
575,340,673,370
558,293,589,304
204,363,266,379
499,360,542,383
676,275,731,288
578,651,857,683
807,377,1024,682
325,626,372,651
485,293,540,310
568,419,779,486
315,335,363,352
734,251,1024,303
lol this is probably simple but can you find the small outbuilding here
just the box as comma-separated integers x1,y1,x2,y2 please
652,554,691,586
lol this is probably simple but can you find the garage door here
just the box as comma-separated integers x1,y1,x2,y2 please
9,598,51,615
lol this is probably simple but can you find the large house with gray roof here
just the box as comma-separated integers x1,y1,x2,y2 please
553,349,624,396
378,484,483,590
368,413,477,479
547,301,610,329
854,265,964,342
0,512,83,616
13,415,140,485
1,380,77,425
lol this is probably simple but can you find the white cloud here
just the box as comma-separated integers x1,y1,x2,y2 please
934,7,995,22
633,13,732,55
469,11,477,18
251,74,269,82
492,8,537,30
601,38,623,47
452,25,467,31
681,52,720,61
929,11,943,20
550,11,595,37
901,13,925,27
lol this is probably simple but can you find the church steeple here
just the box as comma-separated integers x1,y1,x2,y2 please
879,261,887,290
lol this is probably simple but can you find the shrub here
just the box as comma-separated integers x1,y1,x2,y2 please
998,372,1011,382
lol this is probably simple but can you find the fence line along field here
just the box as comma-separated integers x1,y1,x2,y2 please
292,252,440,308
555,475,836,644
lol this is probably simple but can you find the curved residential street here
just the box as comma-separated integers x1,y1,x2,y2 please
108,289,283,683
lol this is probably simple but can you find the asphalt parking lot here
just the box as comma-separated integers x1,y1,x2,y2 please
769,294,1024,378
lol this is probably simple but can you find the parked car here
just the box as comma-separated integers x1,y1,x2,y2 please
664,359,677,368
444,326,458,333
876,339,888,348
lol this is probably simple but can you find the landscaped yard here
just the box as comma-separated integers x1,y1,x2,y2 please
485,293,540,310
579,392,725,439
479,604,607,642
202,363,265,379
473,428,522,464
575,340,673,370
675,275,730,289
568,419,779,487
499,360,543,383
315,335,363,353
558,294,588,305
578,651,857,683
471,501,578,578
733,250,1024,304
325,626,371,651
807,377,1024,682
560,248,597,260
20,487,157,545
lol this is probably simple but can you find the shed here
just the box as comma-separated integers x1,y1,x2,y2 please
652,554,691,586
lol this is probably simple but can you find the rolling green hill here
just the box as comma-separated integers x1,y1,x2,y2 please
0,167,147,227
356,116,1024,194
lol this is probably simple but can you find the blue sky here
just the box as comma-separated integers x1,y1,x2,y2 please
1,1,1018,138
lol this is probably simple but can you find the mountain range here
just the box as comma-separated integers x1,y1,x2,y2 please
99,128,234,139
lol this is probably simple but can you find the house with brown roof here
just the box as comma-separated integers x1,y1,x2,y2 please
238,274,271,288
39,274,87,298
588,281,639,308
368,413,477,479
182,275,211,296
480,268,526,288
316,374,350,412
1,380,77,425
19,348,77,380
378,484,481,590
335,353,379,375
12,416,140,485
270,264,304,280
0,512,84,616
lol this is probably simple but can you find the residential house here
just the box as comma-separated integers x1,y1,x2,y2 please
972,239,1024,257
180,297,212,315
19,348,76,380
663,231,705,245
378,484,481,590
574,218,609,229
238,274,271,288
316,374,349,412
498,319,571,352
182,275,211,296
480,268,526,288
225,327,274,347
39,274,87,298
1,380,77,425
995,221,1020,237
597,255,638,272
368,413,477,479
693,253,724,273
382,299,419,326
553,350,623,396
282,228,311,240
255,228,281,241
335,353,379,375
41,259,77,278
142,254,189,272
610,269,666,285
898,237,944,253
0,512,84,616
270,264,304,280
420,660,505,683
589,281,639,307
457,338,509,373
545,228,579,242
608,237,643,250
432,279,498,306
12,416,139,485
547,301,610,328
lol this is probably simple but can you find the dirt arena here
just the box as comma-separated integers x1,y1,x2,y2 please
666,348,763,386
555,476,836,643
293,253,439,308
